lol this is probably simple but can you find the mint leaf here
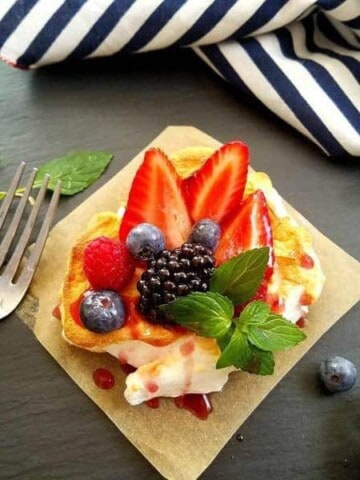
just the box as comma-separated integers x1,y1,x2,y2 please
248,314,306,352
247,345,275,375
33,151,113,195
238,300,270,332
160,292,233,339
216,327,253,369
210,247,269,304
216,326,275,375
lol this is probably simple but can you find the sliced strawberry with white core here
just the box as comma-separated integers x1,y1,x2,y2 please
182,141,249,224
120,148,191,250
215,189,274,279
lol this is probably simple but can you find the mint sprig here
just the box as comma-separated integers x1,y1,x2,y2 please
160,291,233,340
160,248,306,376
210,247,269,304
0,151,113,201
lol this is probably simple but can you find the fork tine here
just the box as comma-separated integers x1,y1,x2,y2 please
3,174,50,282
0,161,26,230
17,181,61,289
0,167,38,269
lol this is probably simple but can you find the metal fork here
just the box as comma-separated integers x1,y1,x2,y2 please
0,162,61,320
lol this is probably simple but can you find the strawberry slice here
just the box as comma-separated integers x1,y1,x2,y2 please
215,189,274,278
119,148,191,250
182,141,249,224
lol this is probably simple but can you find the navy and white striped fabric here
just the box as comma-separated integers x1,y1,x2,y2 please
1,1,359,158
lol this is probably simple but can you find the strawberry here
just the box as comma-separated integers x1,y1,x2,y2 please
182,141,249,224
215,190,274,278
119,148,191,250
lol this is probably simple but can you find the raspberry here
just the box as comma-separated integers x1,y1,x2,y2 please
83,236,135,292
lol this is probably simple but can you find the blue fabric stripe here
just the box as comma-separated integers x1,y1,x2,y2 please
200,44,259,99
121,0,185,54
276,28,360,133
199,43,323,150
303,16,360,82
343,16,360,29
242,37,348,156
317,13,360,51
16,0,86,67
0,0,39,49
171,0,238,47
67,0,134,60
231,0,289,38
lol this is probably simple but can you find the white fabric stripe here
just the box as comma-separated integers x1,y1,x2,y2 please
0,0,17,23
216,42,324,151
250,0,315,36
1,0,65,62
34,0,114,66
258,34,359,155
193,46,225,79
190,0,265,46
290,22,360,107
88,0,164,58
326,0,360,22
314,20,360,60
138,0,214,52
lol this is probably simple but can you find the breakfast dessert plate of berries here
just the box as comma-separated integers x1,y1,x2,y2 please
24,127,360,480
59,139,326,411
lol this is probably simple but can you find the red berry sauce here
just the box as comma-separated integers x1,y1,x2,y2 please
93,368,115,390
147,398,160,409
300,254,314,269
296,317,307,328
52,304,61,320
175,394,212,420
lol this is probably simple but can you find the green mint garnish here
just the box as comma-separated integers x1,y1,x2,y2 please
210,247,269,304
161,248,306,376
0,151,113,201
34,151,113,195
160,291,233,340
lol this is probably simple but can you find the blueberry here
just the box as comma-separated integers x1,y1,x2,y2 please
126,223,165,261
189,219,221,250
320,356,357,393
80,290,126,333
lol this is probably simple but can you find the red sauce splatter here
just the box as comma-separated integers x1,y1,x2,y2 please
267,293,280,312
52,304,61,320
296,317,307,328
146,381,159,393
119,363,137,375
93,368,115,390
70,292,92,326
147,398,160,409
180,340,195,357
300,292,313,306
300,254,314,269
175,394,212,420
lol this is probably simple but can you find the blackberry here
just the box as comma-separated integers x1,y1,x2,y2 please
137,242,215,322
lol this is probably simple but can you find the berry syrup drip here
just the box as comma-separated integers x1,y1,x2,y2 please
93,368,115,389
52,304,61,320
296,317,307,328
147,398,160,409
175,394,212,421
300,254,314,269
70,291,94,326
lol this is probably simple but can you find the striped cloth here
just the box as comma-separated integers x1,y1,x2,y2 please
0,1,359,158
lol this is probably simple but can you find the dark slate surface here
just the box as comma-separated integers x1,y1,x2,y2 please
0,50,359,480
